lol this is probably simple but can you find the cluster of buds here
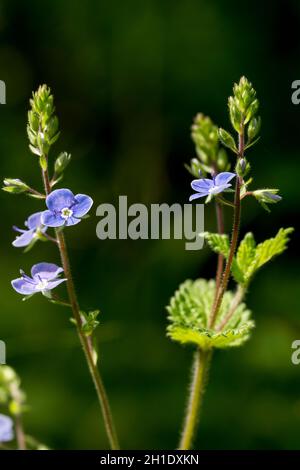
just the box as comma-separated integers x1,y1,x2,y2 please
219,77,261,158
186,114,229,178
0,366,26,416
228,76,260,135
27,85,60,170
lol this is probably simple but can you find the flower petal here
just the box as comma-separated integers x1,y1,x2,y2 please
46,188,75,211
189,192,208,201
0,414,14,442
191,179,213,192
31,263,64,281
26,211,43,230
12,229,35,248
65,216,81,226
11,278,37,295
73,194,93,217
209,183,232,195
215,172,236,186
41,210,65,227
45,278,67,290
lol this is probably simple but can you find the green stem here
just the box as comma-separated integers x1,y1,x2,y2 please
179,349,212,450
15,414,26,450
214,201,225,299
56,230,119,449
41,163,120,450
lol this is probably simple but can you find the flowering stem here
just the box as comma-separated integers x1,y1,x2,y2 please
43,233,58,244
208,129,244,329
41,163,120,450
28,188,45,198
178,349,212,450
214,201,224,298
215,195,235,208
15,414,26,450
240,191,253,200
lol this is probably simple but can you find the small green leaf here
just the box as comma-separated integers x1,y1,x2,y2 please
201,232,230,257
81,310,100,336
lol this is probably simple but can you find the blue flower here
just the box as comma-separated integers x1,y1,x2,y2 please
0,414,13,442
11,263,66,296
12,212,46,248
189,172,236,201
41,188,93,227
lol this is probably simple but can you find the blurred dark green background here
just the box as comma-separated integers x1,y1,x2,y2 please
0,0,299,450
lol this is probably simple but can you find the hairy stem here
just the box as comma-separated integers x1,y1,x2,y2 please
179,349,212,450
214,201,225,298
208,130,244,329
41,163,119,450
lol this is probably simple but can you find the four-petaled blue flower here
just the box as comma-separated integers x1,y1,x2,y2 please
0,414,14,443
12,211,46,248
189,172,236,201
41,188,93,227
11,263,66,296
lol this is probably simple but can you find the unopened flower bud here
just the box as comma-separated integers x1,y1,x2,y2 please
218,128,237,153
2,178,30,194
54,152,71,175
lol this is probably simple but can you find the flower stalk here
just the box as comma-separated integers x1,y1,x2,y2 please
41,161,119,450
179,349,212,450
208,128,244,329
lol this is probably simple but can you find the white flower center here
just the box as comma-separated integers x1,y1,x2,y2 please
35,279,48,291
208,186,221,195
61,207,73,220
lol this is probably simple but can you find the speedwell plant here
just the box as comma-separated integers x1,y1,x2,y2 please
167,76,293,450
3,85,119,450
2,78,293,450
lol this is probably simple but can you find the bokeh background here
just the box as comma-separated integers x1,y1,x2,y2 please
0,0,299,450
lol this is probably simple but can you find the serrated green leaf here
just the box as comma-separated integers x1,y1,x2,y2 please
202,232,243,284
236,232,256,273
166,279,254,350
245,228,293,281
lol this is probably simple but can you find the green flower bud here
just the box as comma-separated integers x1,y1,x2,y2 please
218,128,237,153
2,178,30,194
253,189,282,212
253,189,282,204
244,99,259,124
28,110,39,132
54,152,71,175
236,158,250,177
216,148,228,172
247,116,261,142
